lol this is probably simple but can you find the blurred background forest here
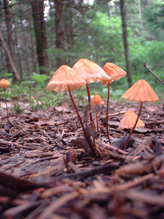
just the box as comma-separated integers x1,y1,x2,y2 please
0,0,164,102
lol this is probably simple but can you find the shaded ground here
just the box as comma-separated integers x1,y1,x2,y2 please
0,95,164,219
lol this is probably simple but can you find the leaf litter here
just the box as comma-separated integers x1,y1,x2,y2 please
0,95,164,219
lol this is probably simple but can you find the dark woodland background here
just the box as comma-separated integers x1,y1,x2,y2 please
0,0,164,90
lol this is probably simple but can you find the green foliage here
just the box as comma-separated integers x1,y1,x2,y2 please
12,103,23,114
1,82,64,111
143,1,164,41
30,73,48,87
130,39,164,80
72,11,125,67
2,73,12,78
144,2,164,29
21,81,35,87
31,91,63,109
0,0,164,102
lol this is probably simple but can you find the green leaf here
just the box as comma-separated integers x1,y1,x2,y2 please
30,73,48,84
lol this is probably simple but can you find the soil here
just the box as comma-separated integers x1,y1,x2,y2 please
0,96,164,219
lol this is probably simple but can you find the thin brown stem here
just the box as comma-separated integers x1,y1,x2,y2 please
86,83,91,103
124,102,143,150
144,62,164,85
106,82,111,144
95,113,99,134
86,82,93,125
67,85,96,157
3,88,9,122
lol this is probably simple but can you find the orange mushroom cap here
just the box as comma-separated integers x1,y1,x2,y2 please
46,65,86,92
72,58,111,83
102,62,126,85
118,110,145,130
122,79,159,102
0,79,11,88
91,95,104,107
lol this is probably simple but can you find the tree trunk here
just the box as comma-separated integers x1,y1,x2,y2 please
54,0,65,67
29,18,38,74
12,15,23,80
18,1,30,78
108,2,113,18
39,0,49,72
31,0,49,75
138,0,143,29
120,0,132,87
3,0,18,81
0,29,20,81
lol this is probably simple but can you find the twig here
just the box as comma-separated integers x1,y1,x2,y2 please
2,159,26,171
88,173,154,194
101,142,129,155
100,110,126,119
0,139,22,148
144,62,164,85
39,192,78,219
128,135,154,158
122,189,164,206
53,163,118,181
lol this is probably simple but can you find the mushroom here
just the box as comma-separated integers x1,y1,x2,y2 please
122,79,159,150
73,59,111,124
118,110,145,130
46,65,85,128
102,62,127,144
46,65,97,157
91,95,104,133
0,78,11,121
73,59,111,102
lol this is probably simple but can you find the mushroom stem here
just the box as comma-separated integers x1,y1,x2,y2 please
68,85,84,129
124,101,143,150
86,83,91,103
86,82,93,125
106,82,111,144
3,88,9,122
95,112,99,134
67,85,96,157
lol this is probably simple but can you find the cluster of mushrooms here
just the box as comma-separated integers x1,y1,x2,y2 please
46,59,159,154
0,60,159,155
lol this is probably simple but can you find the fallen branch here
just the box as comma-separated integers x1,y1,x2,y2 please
144,62,164,85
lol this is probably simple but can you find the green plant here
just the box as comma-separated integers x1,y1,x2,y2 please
21,81,35,88
30,73,48,87
12,104,23,114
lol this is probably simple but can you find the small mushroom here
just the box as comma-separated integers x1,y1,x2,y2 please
46,65,85,130
122,79,159,150
102,62,126,143
73,59,111,102
73,59,111,124
91,95,104,133
46,65,97,157
118,110,145,130
0,78,11,121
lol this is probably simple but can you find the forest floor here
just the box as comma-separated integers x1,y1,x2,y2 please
0,94,164,219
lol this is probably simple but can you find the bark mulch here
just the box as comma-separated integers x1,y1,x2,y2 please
0,98,164,219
